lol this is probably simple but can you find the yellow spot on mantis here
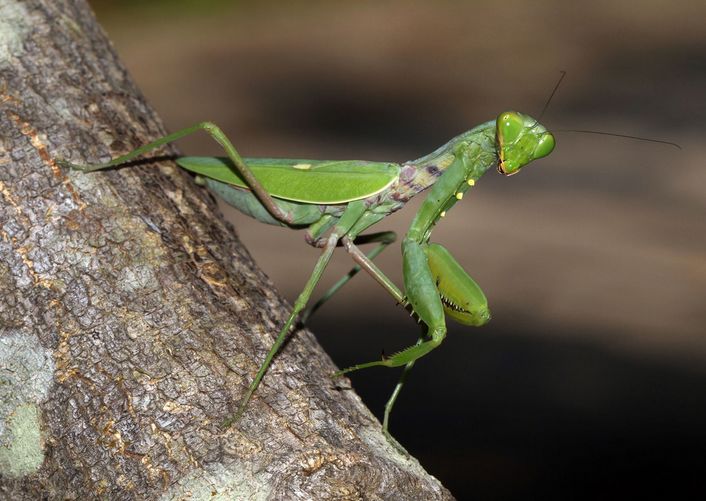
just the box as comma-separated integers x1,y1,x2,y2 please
467,179,475,186
292,163,312,170
440,211,446,218
455,192,463,200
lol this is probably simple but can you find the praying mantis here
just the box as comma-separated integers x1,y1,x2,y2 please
59,111,555,439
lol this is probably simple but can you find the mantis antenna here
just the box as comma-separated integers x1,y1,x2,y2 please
539,70,681,150
538,70,567,120
555,129,682,150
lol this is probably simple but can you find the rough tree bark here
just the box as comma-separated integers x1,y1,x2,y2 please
0,1,453,499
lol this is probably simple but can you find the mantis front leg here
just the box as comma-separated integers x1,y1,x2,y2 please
334,241,490,375
333,235,488,438
334,157,492,433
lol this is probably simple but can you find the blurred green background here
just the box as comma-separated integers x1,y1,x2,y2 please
90,1,705,498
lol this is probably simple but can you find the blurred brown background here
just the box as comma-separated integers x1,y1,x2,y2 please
90,1,705,498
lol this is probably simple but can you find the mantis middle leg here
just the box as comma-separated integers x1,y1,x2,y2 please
336,235,443,437
334,237,447,375
224,200,368,426
301,231,398,323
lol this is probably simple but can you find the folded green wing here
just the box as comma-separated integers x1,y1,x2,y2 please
176,156,400,204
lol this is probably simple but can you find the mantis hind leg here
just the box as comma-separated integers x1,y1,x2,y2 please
59,122,298,225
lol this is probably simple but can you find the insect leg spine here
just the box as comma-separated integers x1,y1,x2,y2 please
438,291,468,313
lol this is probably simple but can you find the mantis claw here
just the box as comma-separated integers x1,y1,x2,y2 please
383,429,410,457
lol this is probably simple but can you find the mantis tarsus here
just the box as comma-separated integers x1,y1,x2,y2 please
59,111,555,440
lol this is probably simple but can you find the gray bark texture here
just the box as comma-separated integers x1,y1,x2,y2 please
0,1,453,499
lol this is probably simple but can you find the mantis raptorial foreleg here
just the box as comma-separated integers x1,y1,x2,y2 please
333,157,490,383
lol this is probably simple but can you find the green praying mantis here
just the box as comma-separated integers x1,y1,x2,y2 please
59,110,555,438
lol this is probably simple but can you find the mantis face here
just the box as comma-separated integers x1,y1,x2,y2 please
496,111,555,175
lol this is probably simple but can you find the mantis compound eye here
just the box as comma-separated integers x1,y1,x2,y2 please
496,112,524,145
533,132,555,160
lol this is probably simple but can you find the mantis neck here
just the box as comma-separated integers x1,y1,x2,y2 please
366,121,497,239
404,121,498,243
399,121,497,198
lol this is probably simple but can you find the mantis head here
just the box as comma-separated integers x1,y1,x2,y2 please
496,111,555,175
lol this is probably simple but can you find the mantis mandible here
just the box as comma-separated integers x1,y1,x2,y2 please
59,111,555,439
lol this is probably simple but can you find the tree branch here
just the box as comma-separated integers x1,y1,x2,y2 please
0,0,453,498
